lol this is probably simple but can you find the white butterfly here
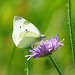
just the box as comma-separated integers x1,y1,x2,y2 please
12,16,46,48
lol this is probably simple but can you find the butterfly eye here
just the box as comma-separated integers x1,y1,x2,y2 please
20,26,21,28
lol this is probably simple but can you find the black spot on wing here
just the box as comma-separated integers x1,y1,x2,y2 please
20,26,21,28
25,29,28,31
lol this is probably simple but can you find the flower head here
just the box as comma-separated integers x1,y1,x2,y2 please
25,34,64,61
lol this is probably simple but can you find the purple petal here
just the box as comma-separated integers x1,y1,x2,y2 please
33,54,40,58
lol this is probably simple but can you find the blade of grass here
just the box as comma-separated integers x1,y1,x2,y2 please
68,0,75,74
7,45,16,75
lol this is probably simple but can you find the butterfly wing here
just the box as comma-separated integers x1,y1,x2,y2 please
17,31,40,48
12,16,41,48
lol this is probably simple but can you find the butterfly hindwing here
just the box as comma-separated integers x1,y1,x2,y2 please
17,31,40,48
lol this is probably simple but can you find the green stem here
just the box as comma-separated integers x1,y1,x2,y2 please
7,46,16,75
28,51,30,75
68,0,75,74
49,56,62,75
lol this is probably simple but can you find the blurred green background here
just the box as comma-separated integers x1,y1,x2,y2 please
0,0,75,75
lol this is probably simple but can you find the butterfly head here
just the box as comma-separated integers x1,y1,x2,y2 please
39,35,46,41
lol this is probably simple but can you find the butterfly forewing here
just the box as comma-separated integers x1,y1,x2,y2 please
12,16,41,48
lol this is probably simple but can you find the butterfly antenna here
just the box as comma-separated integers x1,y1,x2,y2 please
45,26,52,35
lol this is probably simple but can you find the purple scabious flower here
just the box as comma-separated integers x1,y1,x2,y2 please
25,34,64,61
